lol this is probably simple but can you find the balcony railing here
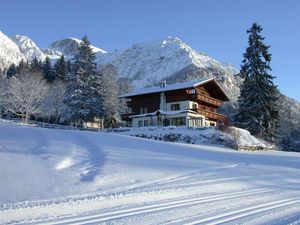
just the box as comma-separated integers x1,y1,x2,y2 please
197,95,223,107
197,109,227,121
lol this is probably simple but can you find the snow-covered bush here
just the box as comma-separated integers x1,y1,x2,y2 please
223,126,275,150
113,126,273,150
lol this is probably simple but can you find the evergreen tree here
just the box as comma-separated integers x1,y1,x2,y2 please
42,57,55,81
54,55,68,80
66,60,72,75
17,59,30,75
30,57,42,73
64,35,101,127
277,106,295,151
6,64,17,78
235,23,279,142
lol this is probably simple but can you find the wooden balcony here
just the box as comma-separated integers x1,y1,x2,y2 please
197,109,227,122
197,95,223,107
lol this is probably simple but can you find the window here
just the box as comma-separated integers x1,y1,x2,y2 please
188,118,203,127
171,117,186,126
192,103,198,110
171,103,180,111
138,120,143,127
144,120,149,126
187,89,196,94
139,107,147,114
121,107,132,114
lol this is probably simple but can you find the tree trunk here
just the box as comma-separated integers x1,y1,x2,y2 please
24,111,29,124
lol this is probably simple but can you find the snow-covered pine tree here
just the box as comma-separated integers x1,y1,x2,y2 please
54,55,68,80
277,105,295,151
278,130,294,151
42,57,55,81
235,23,279,142
17,59,30,75
64,35,101,127
30,57,42,74
66,60,72,75
6,64,17,78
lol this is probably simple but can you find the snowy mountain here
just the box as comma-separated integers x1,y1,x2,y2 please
10,35,46,61
0,32,107,68
98,37,241,100
0,31,24,68
44,38,107,60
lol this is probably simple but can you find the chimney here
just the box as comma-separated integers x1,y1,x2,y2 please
160,80,166,88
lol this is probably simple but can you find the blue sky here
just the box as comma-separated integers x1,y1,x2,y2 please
1,0,299,101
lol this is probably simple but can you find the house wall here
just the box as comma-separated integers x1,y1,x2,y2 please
127,93,160,114
132,116,156,127
205,120,217,126
167,112,189,126
187,113,205,127
165,100,198,111
165,89,191,102
84,119,104,130
195,82,229,101
159,92,167,110
166,100,188,111
131,112,211,128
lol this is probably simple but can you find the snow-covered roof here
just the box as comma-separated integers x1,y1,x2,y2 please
120,78,230,101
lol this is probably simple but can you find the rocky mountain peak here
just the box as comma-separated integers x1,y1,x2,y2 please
10,35,46,61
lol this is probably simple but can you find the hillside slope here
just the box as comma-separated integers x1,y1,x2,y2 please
1,123,300,224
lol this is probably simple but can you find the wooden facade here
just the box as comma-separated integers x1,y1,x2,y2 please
127,93,160,114
120,79,230,127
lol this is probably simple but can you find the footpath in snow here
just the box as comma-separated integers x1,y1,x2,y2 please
0,123,300,224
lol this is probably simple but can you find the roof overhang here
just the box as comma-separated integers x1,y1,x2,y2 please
119,78,230,102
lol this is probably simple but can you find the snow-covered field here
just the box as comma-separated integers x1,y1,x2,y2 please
1,123,300,224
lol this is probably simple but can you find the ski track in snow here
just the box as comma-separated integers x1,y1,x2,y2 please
1,123,300,224
4,174,300,225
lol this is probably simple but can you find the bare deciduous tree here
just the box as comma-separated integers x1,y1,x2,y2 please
41,79,67,123
6,73,48,123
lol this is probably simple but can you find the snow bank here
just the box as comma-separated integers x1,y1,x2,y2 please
113,126,271,150
224,126,275,150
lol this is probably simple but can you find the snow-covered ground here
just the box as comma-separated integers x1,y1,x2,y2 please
1,123,300,224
